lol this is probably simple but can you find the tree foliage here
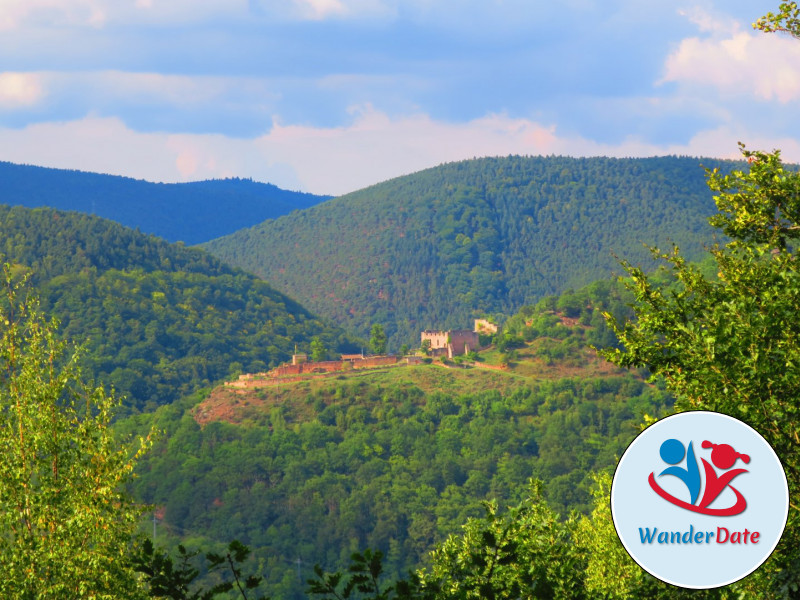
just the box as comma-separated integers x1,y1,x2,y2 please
134,538,270,600
0,265,151,599
310,471,765,599
370,324,387,356
602,147,800,595
421,480,585,599
307,548,424,600
311,337,328,362
754,1,800,39
307,481,585,600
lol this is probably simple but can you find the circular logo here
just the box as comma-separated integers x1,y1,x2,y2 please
611,411,788,589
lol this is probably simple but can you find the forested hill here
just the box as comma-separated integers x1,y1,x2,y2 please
0,204,359,412
203,155,728,348
0,161,329,244
124,276,673,599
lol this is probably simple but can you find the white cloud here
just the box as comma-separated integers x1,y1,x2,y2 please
677,6,739,35
252,0,394,20
0,0,253,30
0,109,797,197
0,0,108,30
663,10,800,103
294,0,346,19
123,0,249,24
0,110,556,193
563,125,800,165
256,106,561,192
0,70,281,134
0,72,45,108
91,71,276,107
0,116,305,188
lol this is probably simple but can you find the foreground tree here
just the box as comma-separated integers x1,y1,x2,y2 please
423,480,584,599
134,539,269,600
310,473,767,599
754,1,800,38
575,472,740,599
0,265,151,599
600,5,800,595
603,147,800,482
602,147,800,594
308,481,585,600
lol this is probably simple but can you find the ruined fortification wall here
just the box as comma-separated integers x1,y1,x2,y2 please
474,319,498,334
354,355,398,368
448,330,479,354
225,355,401,389
423,329,479,356
421,330,449,350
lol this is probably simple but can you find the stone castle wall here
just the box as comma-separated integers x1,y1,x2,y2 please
228,355,401,385
421,329,479,358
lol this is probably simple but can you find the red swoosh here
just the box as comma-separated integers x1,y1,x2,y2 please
648,472,747,516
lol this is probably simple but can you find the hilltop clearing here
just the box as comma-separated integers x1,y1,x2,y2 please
193,325,626,427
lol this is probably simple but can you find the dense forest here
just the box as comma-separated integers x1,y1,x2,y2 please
0,161,329,244
204,155,730,348
0,204,359,412
120,279,675,598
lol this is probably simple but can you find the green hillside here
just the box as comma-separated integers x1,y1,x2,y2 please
203,155,729,348
123,279,674,599
0,204,358,412
0,161,329,244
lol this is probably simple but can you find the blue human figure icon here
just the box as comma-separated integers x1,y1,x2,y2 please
658,438,701,505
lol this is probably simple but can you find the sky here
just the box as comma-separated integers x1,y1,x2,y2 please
0,0,798,196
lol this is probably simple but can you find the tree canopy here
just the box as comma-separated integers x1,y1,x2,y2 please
0,265,151,598
602,147,800,596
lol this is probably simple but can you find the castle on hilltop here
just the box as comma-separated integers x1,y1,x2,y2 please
421,319,497,358
421,329,479,358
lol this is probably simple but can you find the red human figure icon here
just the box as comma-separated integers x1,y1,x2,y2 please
698,441,750,510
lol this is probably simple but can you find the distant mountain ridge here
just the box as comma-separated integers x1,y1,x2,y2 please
0,162,330,245
203,155,731,348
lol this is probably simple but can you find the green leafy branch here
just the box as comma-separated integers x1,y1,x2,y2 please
754,2,800,38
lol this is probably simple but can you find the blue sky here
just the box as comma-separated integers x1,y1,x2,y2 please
0,0,798,195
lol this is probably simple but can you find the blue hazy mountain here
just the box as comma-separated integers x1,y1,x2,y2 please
0,161,330,245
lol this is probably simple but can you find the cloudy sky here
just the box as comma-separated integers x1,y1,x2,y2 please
0,0,798,195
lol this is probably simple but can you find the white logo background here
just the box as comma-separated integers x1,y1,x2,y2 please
611,411,789,589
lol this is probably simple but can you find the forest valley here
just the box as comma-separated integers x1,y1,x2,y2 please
1,4,800,598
